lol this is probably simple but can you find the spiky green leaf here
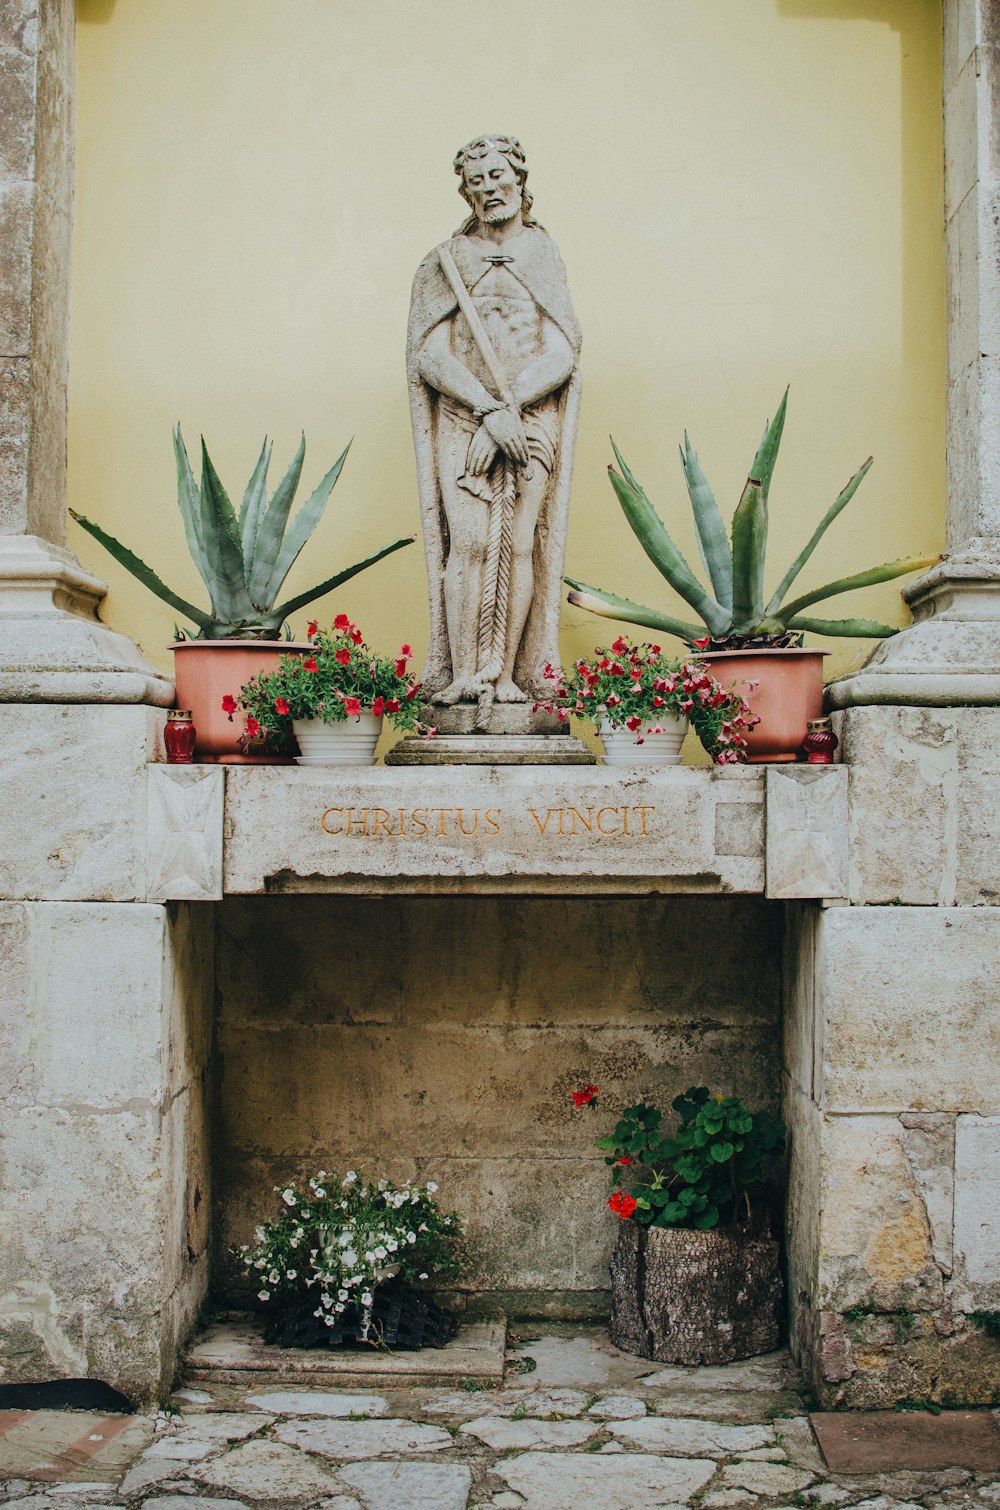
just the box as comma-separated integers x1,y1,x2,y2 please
270,535,415,622
786,614,900,638
263,441,352,605
564,579,703,642
730,476,768,632
248,434,306,606
778,555,942,622
172,426,210,586
199,438,249,622
240,437,272,578
607,455,730,636
680,433,732,612
68,509,213,629
750,387,788,502
764,457,874,616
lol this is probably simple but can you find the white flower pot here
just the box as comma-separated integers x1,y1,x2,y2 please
292,713,382,765
599,713,688,767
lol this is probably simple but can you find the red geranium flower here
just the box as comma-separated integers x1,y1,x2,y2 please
571,1083,599,1107
221,694,237,717
303,656,318,673
612,635,628,654
372,697,385,716
400,643,413,658
386,698,401,714
334,612,351,629
306,619,318,639
693,635,711,650
244,715,261,738
343,696,361,716
350,628,364,645
336,647,351,664
274,697,290,716
608,1190,638,1220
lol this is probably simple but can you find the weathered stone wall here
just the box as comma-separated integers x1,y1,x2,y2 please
784,710,1000,1408
213,893,783,1316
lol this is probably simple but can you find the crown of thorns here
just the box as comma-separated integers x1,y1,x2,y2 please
454,135,528,181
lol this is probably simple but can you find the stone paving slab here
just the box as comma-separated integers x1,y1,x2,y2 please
186,1316,506,1389
811,1410,1000,1472
0,1412,152,1483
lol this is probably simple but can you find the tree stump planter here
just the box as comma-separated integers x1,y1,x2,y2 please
609,1213,783,1364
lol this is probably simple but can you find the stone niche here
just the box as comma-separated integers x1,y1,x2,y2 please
212,892,784,1316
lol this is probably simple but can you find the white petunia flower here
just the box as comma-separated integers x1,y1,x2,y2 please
426,1181,438,1193
361,1292,373,1306
419,1272,428,1280
343,1249,358,1267
343,1171,357,1185
338,1288,348,1300
374,1245,387,1260
407,1232,416,1244
286,1269,297,1280
282,1188,297,1206
257,1290,270,1301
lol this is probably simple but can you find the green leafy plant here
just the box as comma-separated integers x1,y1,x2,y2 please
577,1084,785,1231
235,1168,463,1331
566,390,940,648
70,429,413,640
226,613,431,749
538,635,759,763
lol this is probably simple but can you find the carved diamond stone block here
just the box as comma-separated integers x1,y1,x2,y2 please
147,765,224,901
765,766,848,900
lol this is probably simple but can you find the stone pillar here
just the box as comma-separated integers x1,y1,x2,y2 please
827,0,1000,707
0,0,170,704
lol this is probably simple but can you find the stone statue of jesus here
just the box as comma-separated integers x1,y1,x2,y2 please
406,135,582,731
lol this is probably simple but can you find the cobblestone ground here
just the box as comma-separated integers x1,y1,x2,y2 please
1,1326,998,1510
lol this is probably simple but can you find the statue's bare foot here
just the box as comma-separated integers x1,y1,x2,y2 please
433,678,479,706
494,677,527,703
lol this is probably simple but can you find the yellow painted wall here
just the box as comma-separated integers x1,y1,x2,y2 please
70,0,945,689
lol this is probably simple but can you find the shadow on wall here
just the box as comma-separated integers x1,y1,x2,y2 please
210,893,784,1312
77,0,119,23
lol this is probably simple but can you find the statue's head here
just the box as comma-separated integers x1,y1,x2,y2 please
454,134,538,232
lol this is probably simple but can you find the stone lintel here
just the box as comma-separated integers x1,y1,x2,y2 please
764,766,848,900
218,764,772,897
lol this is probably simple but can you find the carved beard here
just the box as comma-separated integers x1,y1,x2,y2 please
479,199,521,226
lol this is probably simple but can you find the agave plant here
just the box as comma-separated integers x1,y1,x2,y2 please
566,390,940,647
70,428,413,640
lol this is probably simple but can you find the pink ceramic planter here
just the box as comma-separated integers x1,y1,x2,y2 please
699,648,828,763
172,640,310,762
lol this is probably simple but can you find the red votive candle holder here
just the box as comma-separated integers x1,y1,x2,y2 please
164,709,197,763
802,715,838,764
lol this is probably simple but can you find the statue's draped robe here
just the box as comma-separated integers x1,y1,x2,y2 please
406,227,582,698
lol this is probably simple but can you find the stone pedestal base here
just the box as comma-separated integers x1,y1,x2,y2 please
430,702,563,735
385,733,596,765
0,536,173,706
827,560,1000,708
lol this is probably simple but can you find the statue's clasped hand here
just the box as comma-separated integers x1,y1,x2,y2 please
483,403,532,474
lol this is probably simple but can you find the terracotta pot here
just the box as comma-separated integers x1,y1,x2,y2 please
172,639,311,762
700,648,828,763
293,714,382,766
609,1210,782,1365
598,713,688,767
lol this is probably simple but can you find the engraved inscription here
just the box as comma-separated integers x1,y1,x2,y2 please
319,805,656,838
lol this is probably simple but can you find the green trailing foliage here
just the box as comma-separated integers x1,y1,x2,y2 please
567,389,940,647
596,1086,785,1231
70,428,414,640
